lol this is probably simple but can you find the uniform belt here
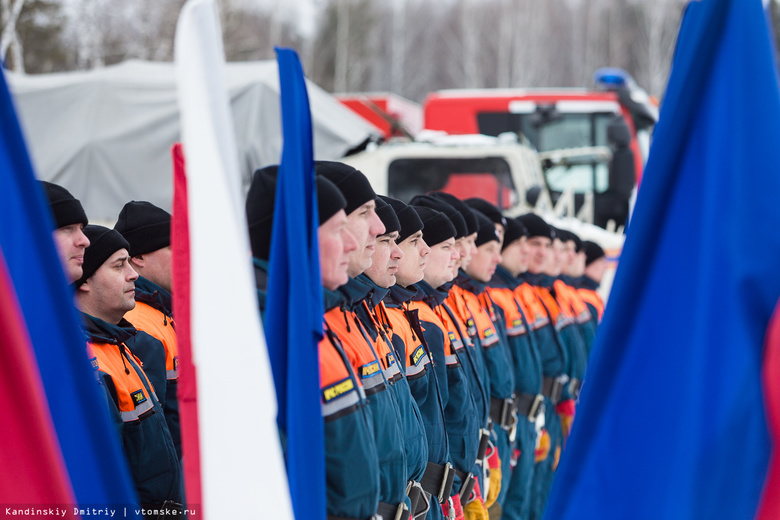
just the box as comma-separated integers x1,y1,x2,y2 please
542,376,564,405
514,392,545,421
489,396,516,430
406,480,431,520
453,468,477,505
477,428,491,461
419,461,455,504
376,500,410,520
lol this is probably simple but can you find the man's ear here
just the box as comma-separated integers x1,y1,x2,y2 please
78,279,90,293
130,254,144,268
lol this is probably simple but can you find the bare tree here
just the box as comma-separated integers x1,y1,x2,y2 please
1,0,26,72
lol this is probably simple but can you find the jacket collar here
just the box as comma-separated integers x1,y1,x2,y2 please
252,257,269,310
81,313,135,345
356,274,390,307
455,270,487,295
416,279,450,307
336,276,373,312
386,283,420,307
490,265,519,289
134,276,173,317
578,275,600,291
524,272,555,288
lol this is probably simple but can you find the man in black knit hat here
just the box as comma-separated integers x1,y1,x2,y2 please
245,165,382,520
40,181,90,283
115,200,181,460
75,225,182,515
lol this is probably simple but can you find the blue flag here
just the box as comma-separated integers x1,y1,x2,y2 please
0,70,141,510
266,48,326,520
545,1,780,519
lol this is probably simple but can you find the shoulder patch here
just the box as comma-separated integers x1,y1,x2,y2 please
360,360,380,379
411,345,425,366
483,327,495,339
322,377,355,402
131,389,147,407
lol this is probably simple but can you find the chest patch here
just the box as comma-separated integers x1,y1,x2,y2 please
323,377,355,402
131,389,147,407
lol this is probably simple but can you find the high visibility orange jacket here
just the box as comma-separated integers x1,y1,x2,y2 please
82,313,181,506
325,278,409,511
576,276,605,322
124,276,180,459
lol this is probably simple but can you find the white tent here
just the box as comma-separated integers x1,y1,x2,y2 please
7,60,379,221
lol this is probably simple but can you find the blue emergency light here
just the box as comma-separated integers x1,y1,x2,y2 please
594,68,634,89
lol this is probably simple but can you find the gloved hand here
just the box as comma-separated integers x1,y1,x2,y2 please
556,399,576,440
462,481,489,520
534,429,550,463
483,446,502,508
442,493,464,520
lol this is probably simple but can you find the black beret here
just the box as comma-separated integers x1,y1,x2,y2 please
40,181,88,229
380,196,423,243
76,225,130,287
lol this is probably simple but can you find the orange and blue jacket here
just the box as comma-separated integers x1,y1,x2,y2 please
124,276,181,459
515,274,568,384
355,273,429,484
556,276,598,358
576,275,605,324
82,313,182,506
550,278,588,383
254,260,380,518
325,278,410,511
453,272,515,404
384,283,451,471
411,280,480,495
487,265,543,399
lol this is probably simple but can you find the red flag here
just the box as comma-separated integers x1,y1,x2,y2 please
757,299,780,519
0,247,75,504
171,143,202,513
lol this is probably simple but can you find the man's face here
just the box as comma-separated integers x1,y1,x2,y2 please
584,256,608,284
79,249,138,324
53,223,90,282
526,236,552,274
466,240,502,283
545,238,565,277
395,231,430,288
499,236,531,277
345,200,385,277
453,233,478,276
561,240,577,275
423,238,459,289
319,209,359,290
364,231,403,289
131,246,172,293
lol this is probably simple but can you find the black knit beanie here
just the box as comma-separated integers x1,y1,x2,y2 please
375,197,400,236
76,225,130,287
473,209,500,247
410,194,466,239
502,218,528,252
315,161,376,215
464,198,507,227
245,166,349,260
245,165,278,261
40,181,88,229
555,228,583,252
430,192,478,235
517,213,553,240
114,201,171,257
380,196,423,243
411,206,456,247
582,241,606,266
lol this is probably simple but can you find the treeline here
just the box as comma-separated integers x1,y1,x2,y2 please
5,0,779,101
